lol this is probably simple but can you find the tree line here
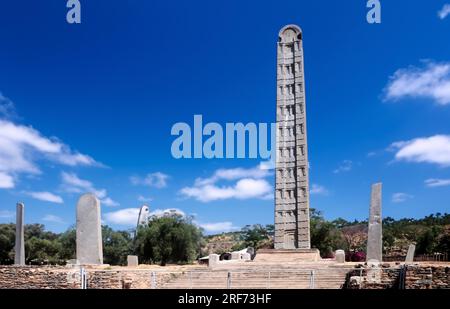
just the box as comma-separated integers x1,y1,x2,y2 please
0,214,203,266
0,211,449,265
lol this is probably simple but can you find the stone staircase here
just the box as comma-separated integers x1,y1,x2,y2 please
159,263,352,289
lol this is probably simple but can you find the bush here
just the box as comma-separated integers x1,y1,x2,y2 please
346,251,366,262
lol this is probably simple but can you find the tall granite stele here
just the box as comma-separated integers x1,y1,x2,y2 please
76,193,103,265
367,183,383,263
256,24,319,262
274,24,311,250
15,202,25,265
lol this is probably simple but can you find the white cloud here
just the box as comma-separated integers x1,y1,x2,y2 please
181,178,272,203
61,172,119,207
194,166,271,187
392,192,413,203
438,4,450,19
138,195,153,203
42,214,65,224
25,191,63,204
198,221,239,233
384,61,450,105
101,197,120,207
367,151,377,157
0,106,102,189
333,160,353,174
0,210,14,218
425,178,450,187
0,172,14,189
104,207,186,226
104,208,140,226
61,172,105,197
310,184,329,195
150,208,185,218
0,93,17,119
130,172,169,188
180,164,273,203
258,159,275,171
390,135,450,167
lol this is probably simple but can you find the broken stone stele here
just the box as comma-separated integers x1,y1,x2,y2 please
76,193,103,265
256,24,320,262
136,204,150,228
405,244,416,263
366,183,383,263
15,202,25,266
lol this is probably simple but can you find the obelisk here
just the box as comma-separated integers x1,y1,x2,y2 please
14,202,25,265
367,183,383,262
274,25,311,249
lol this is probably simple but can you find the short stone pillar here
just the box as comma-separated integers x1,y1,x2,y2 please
127,255,139,267
14,203,25,265
405,244,415,263
335,250,345,263
76,194,103,265
208,254,220,268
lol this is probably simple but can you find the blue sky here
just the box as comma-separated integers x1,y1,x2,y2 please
0,1,450,234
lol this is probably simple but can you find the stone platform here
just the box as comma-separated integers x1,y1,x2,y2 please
254,249,321,263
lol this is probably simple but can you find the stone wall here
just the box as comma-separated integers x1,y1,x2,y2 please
1,265,448,289
0,266,81,289
345,265,450,289
0,266,182,289
345,266,401,289
405,265,449,289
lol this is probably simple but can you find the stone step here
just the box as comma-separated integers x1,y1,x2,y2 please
159,267,348,289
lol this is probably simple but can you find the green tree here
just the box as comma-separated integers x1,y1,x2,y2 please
135,215,203,266
416,226,442,254
436,232,450,255
382,228,396,253
57,227,76,261
310,209,346,257
26,237,62,264
241,224,273,249
331,218,351,229
102,226,133,265
25,224,58,241
0,224,15,264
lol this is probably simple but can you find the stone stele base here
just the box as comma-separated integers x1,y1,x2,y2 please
254,249,321,263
